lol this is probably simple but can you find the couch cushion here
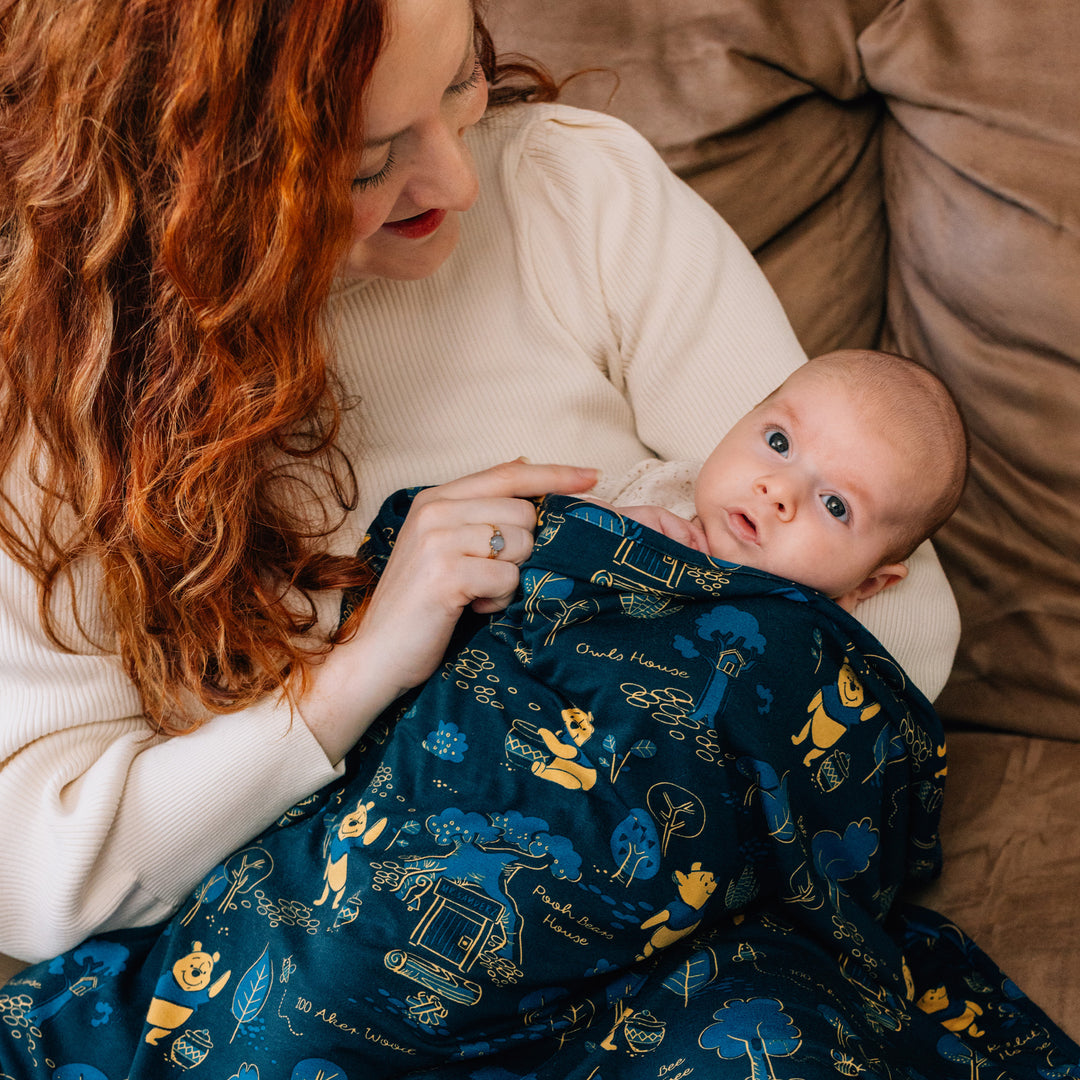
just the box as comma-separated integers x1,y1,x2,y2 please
859,0,1080,738
907,730,1080,1040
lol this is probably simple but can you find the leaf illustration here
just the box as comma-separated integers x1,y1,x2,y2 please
661,947,716,1005
603,733,618,754
725,863,759,909
230,943,273,1042
630,740,656,759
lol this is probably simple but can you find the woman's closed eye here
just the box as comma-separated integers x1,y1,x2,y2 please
350,59,482,194
821,494,849,521
447,58,484,96
352,150,396,192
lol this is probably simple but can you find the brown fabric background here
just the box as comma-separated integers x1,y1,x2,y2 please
488,0,1080,1039
911,730,1080,1036
861,0,1080,737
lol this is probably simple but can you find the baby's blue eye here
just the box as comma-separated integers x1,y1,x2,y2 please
822,494,848,521
766,430,789,456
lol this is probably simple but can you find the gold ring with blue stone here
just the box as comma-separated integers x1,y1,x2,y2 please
487,525,505,559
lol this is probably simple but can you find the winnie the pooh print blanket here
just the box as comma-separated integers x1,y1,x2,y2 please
2,492,1077,1079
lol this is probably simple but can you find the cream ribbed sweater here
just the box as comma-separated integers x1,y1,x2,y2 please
0,103,957,963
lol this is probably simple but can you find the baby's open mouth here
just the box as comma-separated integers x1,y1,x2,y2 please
728,511,759,543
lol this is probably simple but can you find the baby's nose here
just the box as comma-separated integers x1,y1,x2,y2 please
754,476,796,520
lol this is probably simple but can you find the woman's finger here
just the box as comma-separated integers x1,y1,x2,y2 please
405,494,541,537
462,522,534,566
417,459,599,504
339,464,594,721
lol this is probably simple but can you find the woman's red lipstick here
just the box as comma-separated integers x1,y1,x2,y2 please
382,208,446,239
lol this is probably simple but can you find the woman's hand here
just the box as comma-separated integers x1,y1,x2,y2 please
299,459,598,763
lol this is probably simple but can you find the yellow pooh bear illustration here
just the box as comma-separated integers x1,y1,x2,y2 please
917,984,985,1038
144,941,231,1045
638,862,717,959
792,660,880,767
530,707,598,791
315,797,388,909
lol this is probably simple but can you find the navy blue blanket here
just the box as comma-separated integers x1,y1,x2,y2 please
1,493,1077,1079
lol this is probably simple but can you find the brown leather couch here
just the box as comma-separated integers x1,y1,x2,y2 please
489,0,1080,1040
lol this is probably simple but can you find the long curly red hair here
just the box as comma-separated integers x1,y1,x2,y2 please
0,0,557,733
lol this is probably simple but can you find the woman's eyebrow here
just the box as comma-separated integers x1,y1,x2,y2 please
363,37,476,150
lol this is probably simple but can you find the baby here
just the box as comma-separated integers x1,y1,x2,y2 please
591,349,968,613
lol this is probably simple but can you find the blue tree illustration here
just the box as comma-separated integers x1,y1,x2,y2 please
390,809,584,961
216,845,274,914
610,809,661,884
811,817,879,907
937,1031,988,1079
673,606,766,722
520,569,598,645
180,861,232,925
26,940,129,1027
495,810,583,883
422,716,469,762
699,997,801,1078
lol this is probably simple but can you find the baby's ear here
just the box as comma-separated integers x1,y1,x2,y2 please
837,562,908,613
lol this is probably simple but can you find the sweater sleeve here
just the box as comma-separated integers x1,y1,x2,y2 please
505,104,809,462
0,542,344,963
503,105,960,699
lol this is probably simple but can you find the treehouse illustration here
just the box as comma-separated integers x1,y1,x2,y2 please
385,808,583,967
674,605,766,723
408,877,507,973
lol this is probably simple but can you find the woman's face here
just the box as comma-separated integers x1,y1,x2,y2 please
340,0,488,281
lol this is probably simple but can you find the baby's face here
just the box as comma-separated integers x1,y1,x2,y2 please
694,365,916,609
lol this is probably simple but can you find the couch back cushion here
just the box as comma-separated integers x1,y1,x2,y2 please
860,0,1080,737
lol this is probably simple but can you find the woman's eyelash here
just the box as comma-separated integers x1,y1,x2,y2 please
350,62,482,192
447,59,484,96
352,150,396,192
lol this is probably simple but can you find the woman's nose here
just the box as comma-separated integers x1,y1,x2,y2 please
406,116,481,213
754,476,796,521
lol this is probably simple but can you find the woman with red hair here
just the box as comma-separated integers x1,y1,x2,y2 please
0,0,956,968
